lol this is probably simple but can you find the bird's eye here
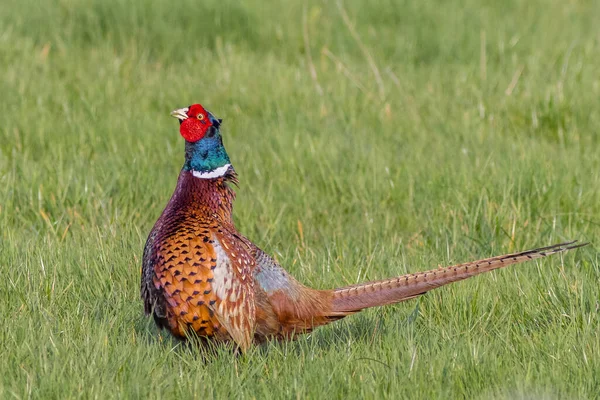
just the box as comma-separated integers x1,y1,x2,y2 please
197,114,205,121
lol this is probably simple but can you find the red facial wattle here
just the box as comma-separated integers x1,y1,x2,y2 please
179,104,213,143
180,118,211,142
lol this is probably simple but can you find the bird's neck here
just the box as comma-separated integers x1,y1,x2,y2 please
164,169,237,224
183,137,231,176
159,136,238,223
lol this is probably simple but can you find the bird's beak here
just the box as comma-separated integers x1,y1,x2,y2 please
170,107,189,121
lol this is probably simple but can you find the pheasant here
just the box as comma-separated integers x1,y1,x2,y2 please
141,103,586,352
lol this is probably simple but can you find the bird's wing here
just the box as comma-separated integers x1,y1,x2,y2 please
209,229,256,351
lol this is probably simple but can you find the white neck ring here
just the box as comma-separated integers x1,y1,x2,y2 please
191,164,231,179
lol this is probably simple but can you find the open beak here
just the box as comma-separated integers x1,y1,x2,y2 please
170,107,189,121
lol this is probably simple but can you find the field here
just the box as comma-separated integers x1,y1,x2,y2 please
1,0,599,398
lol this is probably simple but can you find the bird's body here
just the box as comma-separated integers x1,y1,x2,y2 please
142,167,340,348
141,103,586,352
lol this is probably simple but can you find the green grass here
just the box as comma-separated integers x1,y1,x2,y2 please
1,0,599,398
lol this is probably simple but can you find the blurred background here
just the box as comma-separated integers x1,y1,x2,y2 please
1,0,598,398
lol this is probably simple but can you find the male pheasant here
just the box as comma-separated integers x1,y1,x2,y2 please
141,103,586,352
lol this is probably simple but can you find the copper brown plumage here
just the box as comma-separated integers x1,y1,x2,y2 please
142,169,256,350
141,103,588,352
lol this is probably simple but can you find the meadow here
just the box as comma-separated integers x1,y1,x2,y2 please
1,0,599,398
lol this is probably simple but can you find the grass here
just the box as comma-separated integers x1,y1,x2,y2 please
1,0,599,398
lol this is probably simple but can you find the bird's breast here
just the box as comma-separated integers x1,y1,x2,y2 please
152,222,231,339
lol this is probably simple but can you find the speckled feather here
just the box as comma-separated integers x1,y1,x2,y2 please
142,169,256,350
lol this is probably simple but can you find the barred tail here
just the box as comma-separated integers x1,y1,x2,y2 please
331,241,587,314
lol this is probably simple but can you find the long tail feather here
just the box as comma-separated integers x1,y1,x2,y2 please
331,241,587,313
